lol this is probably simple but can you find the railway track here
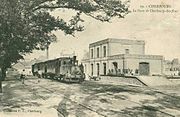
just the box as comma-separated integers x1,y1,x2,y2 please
26,79,179,117
27,80,107,117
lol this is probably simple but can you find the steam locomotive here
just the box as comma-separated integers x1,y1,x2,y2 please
32,56,85,83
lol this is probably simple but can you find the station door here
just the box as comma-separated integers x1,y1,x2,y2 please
139,62,150,76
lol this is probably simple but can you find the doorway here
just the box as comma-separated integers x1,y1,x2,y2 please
97,63,100,76
139,62,150,75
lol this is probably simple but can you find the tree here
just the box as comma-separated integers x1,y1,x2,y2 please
0,0,130,92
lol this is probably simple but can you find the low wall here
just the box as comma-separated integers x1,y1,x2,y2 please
99,76,145,86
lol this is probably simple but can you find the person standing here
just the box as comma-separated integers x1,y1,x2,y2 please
20,69,26,84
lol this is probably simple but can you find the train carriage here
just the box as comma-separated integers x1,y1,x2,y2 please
32,56,85,83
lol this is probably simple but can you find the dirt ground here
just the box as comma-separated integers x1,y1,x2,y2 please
0,77,180,117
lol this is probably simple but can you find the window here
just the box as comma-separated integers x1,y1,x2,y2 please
103,46,106,57
97,47,100,58
91,64,93,76
91,49,93,58
125,49,129,54
103,63,106,75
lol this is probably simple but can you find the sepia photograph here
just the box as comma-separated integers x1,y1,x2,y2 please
0,0,180,117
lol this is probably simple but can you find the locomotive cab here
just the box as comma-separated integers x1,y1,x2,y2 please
64,65,85,83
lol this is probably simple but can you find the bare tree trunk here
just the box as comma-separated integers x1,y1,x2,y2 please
1,67,6,81
0,67,4,93
0,81,2,93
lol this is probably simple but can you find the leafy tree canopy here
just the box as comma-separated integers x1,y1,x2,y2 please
0,0,130,79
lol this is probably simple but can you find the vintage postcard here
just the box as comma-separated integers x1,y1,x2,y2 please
0,0,180,117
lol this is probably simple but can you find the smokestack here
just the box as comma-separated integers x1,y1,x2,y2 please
73,56,76,65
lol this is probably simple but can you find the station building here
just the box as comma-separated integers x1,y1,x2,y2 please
82,38,164,76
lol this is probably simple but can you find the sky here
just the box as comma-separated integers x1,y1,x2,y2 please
25,0,180,62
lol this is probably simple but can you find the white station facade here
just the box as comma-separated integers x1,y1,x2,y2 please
82,38,164,77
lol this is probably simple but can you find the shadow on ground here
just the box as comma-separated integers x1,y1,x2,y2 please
0,81,50,111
